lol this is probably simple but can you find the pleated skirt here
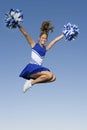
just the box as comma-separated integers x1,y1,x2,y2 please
19,63,50,80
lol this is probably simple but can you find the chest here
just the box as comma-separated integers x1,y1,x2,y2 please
32,43,46,57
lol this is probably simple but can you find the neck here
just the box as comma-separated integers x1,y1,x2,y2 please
39,43,44,47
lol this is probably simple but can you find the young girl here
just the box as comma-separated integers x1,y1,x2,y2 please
18,21,64,92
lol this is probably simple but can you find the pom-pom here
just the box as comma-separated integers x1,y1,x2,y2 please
63,23,79,41
5,9,23,29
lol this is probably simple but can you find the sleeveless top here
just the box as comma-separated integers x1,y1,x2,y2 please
31,43,46,65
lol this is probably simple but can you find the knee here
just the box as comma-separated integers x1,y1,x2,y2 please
46,72,56,82
52,74,56,81
45,71,53,80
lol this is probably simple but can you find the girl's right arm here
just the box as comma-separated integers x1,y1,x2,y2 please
18,25,35,48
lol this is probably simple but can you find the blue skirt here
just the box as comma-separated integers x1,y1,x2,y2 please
19,63,50,80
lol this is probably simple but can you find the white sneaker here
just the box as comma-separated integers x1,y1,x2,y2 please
23,79,33,93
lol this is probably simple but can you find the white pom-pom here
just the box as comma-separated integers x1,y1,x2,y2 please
63,23,79,41
5,9,23,29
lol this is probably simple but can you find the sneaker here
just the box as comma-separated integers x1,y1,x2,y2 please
23,79,33,93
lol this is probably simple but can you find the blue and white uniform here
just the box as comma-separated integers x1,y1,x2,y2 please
19,43,50,80
31,43,46,65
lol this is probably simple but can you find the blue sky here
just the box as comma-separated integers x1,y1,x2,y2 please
0,0,87,130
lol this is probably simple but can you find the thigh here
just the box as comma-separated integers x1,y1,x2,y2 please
30,70,51,79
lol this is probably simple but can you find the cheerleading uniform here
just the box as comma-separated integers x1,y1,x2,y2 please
19,43,50,80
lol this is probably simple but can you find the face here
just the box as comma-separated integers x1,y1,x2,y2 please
39,34,48,46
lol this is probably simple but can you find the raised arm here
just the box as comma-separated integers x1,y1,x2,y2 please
18,25,35,48
46,34,64,51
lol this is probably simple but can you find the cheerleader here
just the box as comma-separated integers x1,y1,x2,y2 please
18,21,64,92
5,9,79,93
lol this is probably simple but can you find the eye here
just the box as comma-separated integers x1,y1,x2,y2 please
42,36,47,40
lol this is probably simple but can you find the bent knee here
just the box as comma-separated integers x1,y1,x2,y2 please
46,72,56,81
45,71,53,80
52,74,56,81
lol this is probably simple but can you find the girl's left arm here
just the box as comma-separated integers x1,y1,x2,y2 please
46,34,64,51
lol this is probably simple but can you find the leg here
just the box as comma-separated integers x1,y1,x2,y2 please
23,71,56,93
46,74,56,82
31,71,56,85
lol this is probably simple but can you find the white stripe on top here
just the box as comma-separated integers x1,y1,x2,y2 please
31,49,44,65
